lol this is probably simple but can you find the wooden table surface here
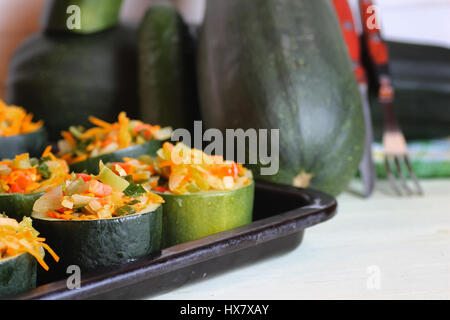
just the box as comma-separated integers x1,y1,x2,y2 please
150,179,450,300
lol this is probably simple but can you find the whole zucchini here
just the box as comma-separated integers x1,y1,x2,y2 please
6,0,138,141
198,0,365,196
138,3,199,132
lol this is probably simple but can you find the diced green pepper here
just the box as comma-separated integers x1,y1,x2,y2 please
116,205,136,216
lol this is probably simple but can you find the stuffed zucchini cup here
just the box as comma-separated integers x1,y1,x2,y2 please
58,112,172,174
108,142,254,247
31,164,164,274
0,100,48,159
0,149,69,221
0,216,58,298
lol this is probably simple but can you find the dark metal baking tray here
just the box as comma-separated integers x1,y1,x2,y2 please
9,181,337,300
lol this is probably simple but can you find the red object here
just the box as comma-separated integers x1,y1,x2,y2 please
332,0,367,84
76,173,92,182
155,186,169,193
10,183,24,194
358,0,389,65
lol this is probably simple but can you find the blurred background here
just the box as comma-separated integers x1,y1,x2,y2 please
1,0,449,98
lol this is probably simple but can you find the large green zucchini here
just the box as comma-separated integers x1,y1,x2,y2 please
31,205,162,278
138,3,199,132
0,127,48,159
160,182,254,248
69,140,163,174
198,0,365,196
367,41,450,141
0,192,44,222
0,253,36,298
7,2,138,141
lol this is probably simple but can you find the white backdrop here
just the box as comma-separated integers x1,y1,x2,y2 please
348,0,450,47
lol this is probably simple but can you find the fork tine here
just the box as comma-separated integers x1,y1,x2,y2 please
385,156,402,196
404,156,424,195
394,156,413,195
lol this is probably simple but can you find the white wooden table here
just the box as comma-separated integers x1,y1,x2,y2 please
149,179,450,300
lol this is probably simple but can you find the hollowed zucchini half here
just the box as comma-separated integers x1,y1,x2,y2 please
31,204,162,276
0,127,48,159
0,192,44,222
68,139,163,175
0,253,36,298
159,181,255,248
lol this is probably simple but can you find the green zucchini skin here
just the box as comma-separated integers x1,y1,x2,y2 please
138,3,199,132
6,25,139,141
42,0,123,35
0,127,48,159
0,253,37,298
0,192,44,222
68,140,163,174
160,182,254,248
31,206,162,277
197,0,365,196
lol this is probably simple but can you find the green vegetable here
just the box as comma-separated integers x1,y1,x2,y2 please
116,205,135,216
123,184,146,198
68,140,163,175
0,253,36,298
0,192,44,221
0,128,48,160
7,25,139,141
138,3,200,132
37,163,50,179
42,0,123,35
197,0,365,196
159,182,254,247
31,205,163,278
98,165,129,192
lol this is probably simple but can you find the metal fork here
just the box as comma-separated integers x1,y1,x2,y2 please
359,0,423,196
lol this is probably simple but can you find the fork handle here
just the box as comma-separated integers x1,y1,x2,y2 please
332,0,367,84
358,0,392,87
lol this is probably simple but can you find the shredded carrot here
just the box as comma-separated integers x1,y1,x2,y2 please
0,100,43,137
42,145,52,158
61,131,76,147
88,116,112,129
0,217,59,270
0,152,70,195
57,112,172,164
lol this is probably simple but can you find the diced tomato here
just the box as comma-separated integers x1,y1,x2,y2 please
15,173,34,189
10,184,25,193
88,180,112,197
155,186,169,193
76,173,92,182
212,163,239,180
